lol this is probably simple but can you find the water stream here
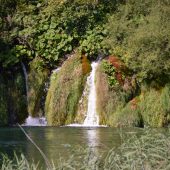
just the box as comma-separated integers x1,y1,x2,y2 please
83,62,99,126
21,62,47,126
23,116,47,126
21,62,28,102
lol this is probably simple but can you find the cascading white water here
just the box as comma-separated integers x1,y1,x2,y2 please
23,116,47,126
83,62,99,126
21,62,47,126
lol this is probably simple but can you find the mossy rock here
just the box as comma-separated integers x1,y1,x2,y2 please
28,58,50,117
45,53,89,126
96,62,123,126
112,84,170,128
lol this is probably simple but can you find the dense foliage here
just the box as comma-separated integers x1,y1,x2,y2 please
0,0,170,127
1,0,169,78
105,0,170,85
0,0,115,69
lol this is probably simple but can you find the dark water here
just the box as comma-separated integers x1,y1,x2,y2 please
0,127,145,168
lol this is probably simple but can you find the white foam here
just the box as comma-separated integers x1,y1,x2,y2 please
22,116,47,126
66,124,107,127
83,62,99,126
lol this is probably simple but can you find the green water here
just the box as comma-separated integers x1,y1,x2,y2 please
0,127,144,168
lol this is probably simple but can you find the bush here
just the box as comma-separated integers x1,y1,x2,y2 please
105,0,170,84
112,103,143,127
139,85,170,127
96,62,123,125
113,84,170,128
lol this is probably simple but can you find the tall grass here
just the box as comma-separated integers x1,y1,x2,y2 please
1,129,170,170
1,153,40,170
17,124,52,169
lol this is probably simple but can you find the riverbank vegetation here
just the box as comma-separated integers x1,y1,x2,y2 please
0,0,170,127
1,129,170,169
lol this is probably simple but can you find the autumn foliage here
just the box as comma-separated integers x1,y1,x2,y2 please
108,56,124,85
130,98,138,110
82,55,91,75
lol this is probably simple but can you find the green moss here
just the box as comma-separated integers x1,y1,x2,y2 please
96,61,170,127
112,104,143,127
111,84,170,128
96,63,123,126
28,58,49,117
139,85,170,127
75,82,89,124
45,53,88,126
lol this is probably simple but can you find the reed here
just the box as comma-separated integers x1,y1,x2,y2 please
17,124,53,170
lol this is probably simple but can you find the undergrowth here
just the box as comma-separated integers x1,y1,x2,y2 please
113,84,170,127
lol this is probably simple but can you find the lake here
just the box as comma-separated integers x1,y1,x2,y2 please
0,126,148,169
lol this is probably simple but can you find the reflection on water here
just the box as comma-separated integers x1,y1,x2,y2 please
0,127,145,168
86,129,99,148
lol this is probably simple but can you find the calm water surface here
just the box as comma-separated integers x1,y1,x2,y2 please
0,127,144,168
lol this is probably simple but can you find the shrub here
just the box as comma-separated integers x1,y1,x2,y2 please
112,102,143,127
113,84,170,128
139,85,170,127
96,63,123,125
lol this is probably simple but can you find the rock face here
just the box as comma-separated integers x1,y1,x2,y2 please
0,67,28,126
95,62,123,126
27,58,50,117
45,53,89,126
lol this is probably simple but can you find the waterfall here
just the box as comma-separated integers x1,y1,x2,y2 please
23,116,47,126
67,61,107,127
83,62,99,126
21,62,28,102
21,62,47,126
